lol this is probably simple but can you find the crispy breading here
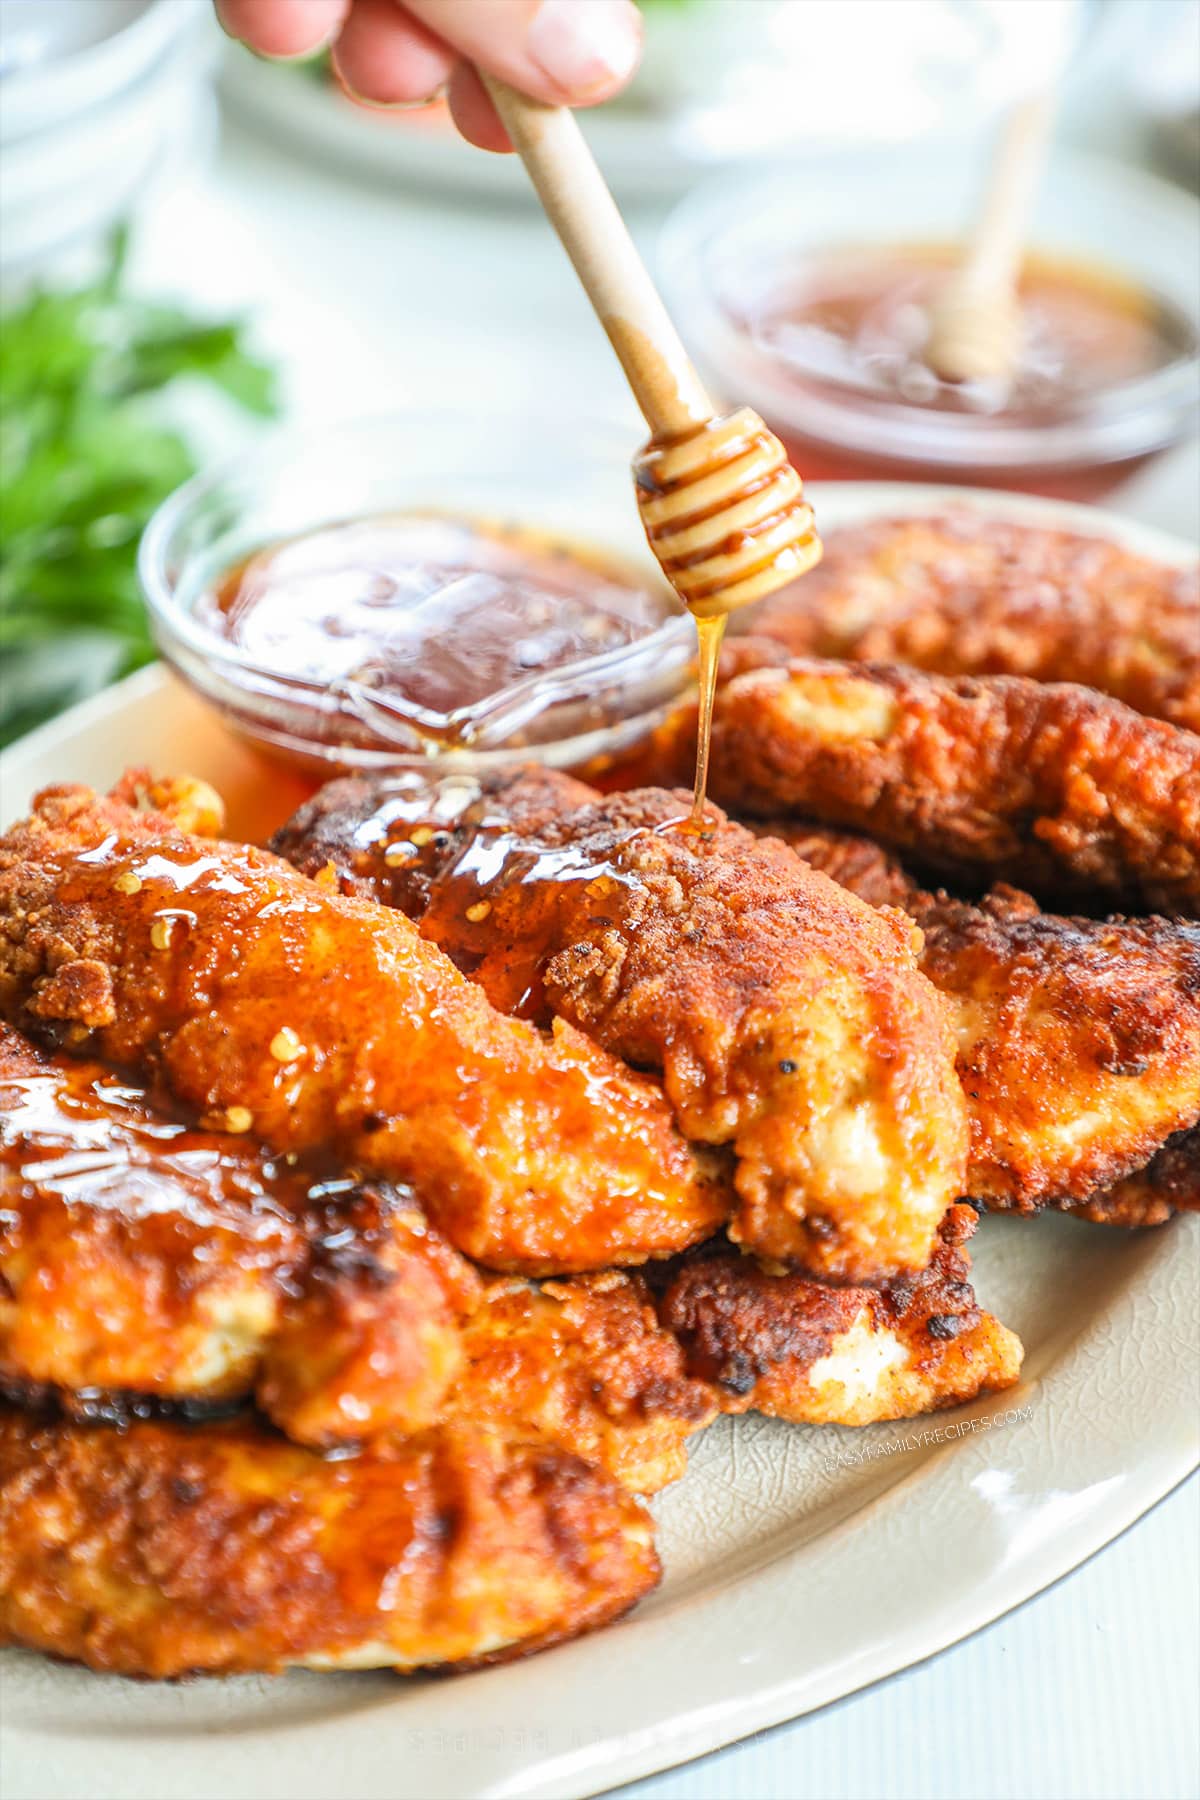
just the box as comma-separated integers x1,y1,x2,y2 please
681,658,1200,915
761,824,1200,1210
453,1254,1020,1488
0,1410,658,1677
916,890,1200,1206
750,513,1200,732
274,768,970,1286
759,822,922,912
107,768,227,837
0,1090,1023,1493
0,1024,479,1445
0,1025,708,1485
1066,1129,1199,1227
0,1013,1015,1486
455,1273,717,1493
655,1205,1022,1423
0,785,727,1276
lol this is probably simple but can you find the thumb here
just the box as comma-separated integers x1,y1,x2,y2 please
403,0,642,107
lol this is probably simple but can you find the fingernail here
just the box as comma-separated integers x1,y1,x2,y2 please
332,60,447,111
254,26,344,65
255,41,338,65
526,0,641,99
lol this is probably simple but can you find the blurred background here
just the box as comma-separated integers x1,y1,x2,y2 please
1,0,1198,743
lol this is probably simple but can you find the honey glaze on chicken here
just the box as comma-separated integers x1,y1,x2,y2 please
0,765,1031,1686
274,767,969,1286
0,782,729,1278
0,1025,480,1444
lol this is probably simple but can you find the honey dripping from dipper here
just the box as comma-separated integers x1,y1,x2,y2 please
634,409,822,826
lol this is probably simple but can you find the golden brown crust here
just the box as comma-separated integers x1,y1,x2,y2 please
456,1273,717,1493
274,768,969,1285
760,824,1200,1210
915,890,1200,1206
0,1016,711,1484
1065,1129,1200,1227
750,513,1200,733
0,1410,658,1677
696,658,1200,915
0,1024,479,1445
753,822,923,912
749,514,1200,733
655,1206,1022,1423
107,768,227,837
0,785,727,1276
0,1024,709,1485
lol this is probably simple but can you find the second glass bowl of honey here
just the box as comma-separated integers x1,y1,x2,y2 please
659,151,1199,502
140,411,698,777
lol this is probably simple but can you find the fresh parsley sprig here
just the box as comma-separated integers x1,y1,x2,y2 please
0,234,276,746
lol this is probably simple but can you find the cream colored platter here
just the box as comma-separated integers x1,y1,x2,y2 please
0,485,1196,1800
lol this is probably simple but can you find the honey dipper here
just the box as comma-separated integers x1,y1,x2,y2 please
925,90,1057,384
480,76,822,624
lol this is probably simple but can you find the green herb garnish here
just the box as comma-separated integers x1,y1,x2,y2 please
0,233,276,747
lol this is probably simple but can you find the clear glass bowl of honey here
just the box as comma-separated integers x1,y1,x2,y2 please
659,150,1200,502
140,411,695,774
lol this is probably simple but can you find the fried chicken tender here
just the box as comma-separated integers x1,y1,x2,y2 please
275,767,969,1285
765,824,1200,1211
0,1016,1009,1486
0,1022,706,1480
448,1223,1024,1478
0,1024,479,1445
0,1410,658,1676
750,513,1200,733
0,784,727,1276
917,892,1200,1206
656,1205,1022,1423
1066,1129,1199,1227
666,657,1200,915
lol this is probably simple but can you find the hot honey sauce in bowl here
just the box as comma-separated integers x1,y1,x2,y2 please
140,414,696,776
722,244,1195,496
203,513,673,743
661,153,1200,501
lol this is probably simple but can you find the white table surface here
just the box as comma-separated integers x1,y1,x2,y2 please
124,95,1200,1800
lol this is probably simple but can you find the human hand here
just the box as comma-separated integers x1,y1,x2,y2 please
215,0,643,150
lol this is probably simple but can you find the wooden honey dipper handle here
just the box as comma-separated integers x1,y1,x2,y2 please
481,74,713,440
963,91,1055,296
926,89,1057,383
482,74,821,621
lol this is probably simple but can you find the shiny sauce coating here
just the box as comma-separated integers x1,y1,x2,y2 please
0,1032,345,1271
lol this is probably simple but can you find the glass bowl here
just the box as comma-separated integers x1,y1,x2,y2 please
139,410,694,775
659,150,1200,501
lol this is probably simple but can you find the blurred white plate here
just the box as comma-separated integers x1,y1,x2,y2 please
0,0,199,143
0,484,1197,1800
0,1,217,280
0,86,217,279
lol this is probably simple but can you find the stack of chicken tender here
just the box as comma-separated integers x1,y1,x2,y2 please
1,512,1196,1682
